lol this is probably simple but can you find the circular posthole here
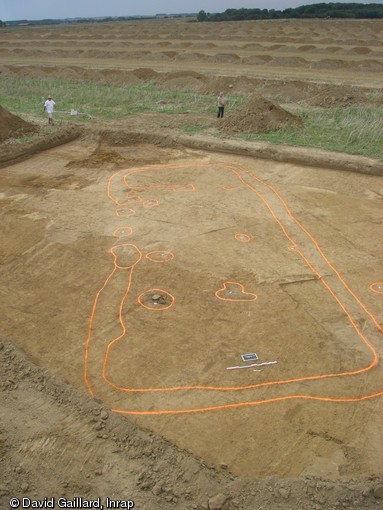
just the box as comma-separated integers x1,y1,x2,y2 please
113,226,133,238
146,251,174,263
235,233,251,243
116,207,135,218
143,199,159,208
138,289,175,310
370,282,383,294
215,282,257,302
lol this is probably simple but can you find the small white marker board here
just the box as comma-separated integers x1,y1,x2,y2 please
241,353,258,362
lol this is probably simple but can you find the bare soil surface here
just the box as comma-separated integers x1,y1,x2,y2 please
1,18,383,510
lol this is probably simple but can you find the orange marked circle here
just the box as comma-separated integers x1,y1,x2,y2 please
138,289,175,311
146,251,174,263
116,207,135,217
370,282,383,294
235,233,252,243
113,226,133,238
143,199,159,208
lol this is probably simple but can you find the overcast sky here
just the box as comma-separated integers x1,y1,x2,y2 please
1,0,378,21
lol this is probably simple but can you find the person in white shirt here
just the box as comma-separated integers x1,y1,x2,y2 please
44,95,56,125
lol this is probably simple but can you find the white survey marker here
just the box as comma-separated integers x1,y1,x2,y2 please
226,360,278,371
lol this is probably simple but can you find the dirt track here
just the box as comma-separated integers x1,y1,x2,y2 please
1,17,383,510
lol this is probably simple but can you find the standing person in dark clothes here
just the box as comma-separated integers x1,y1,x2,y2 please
217,92,225,118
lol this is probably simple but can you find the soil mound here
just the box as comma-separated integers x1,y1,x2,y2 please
0,106,37,142
206,53,241,63
132,68,159,81
306,84,369,108
219,96,302,134
199,76,255,95
161,71,204,91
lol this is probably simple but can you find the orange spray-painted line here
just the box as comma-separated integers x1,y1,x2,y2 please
109,244,142,270
112,389,383,416
84,266,117,397
101,266,136,386
123,182,195,193
84,243,142,396
236,162,383,337
95,166,380,390
85,161,383,414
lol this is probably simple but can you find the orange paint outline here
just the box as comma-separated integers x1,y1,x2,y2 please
137,288,175,311
85,161,383,414
172,184,196,192
124,183,195,193
116,207,135,218
142,198,159,208
235,232,252,243
215,281,258,302
109,244,142,270
370,282,383,294
146,251,175,263
113,226,133,238
222,183,238,190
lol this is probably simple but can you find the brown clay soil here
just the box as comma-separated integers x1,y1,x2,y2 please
0,106,38,142
219,96,303,133
1,18,383,510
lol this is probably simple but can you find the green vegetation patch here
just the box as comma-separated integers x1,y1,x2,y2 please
237,107,383,160
181,124,210,135
0,76,381,160
0,77,217,120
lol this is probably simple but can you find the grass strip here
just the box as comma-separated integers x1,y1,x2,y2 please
237,107,383,160
0,76,381,159
0,77,221,118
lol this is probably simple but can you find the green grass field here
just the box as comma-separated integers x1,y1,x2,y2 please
1,76,382,160
237,107,383,160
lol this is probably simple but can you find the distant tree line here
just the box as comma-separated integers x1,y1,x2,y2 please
197,3,383,21
3,13,195,27
3,17,150,26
